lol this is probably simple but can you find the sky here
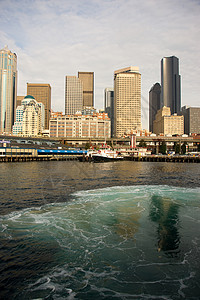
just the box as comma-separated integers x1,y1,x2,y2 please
0,0,200,129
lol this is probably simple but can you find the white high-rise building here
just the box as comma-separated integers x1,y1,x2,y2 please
12,95,44,136
114,66,141,137
0,45,17,133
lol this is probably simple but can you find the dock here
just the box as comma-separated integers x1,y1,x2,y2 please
0,146,199,163
0,147,85,163
0,155,80,163
125,154,200,163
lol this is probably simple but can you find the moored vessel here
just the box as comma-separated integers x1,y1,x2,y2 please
92,148,123,162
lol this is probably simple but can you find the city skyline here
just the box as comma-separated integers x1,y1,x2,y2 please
0,0,199,129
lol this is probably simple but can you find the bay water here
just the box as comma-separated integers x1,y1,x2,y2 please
0,161,200,299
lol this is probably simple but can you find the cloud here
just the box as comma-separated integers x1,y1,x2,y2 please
0,0,200,129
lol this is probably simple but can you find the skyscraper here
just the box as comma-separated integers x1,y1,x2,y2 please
0,45,17,133
27,83,51,129
114,66,141,138
149,83,161,132
104,88,114,137
161,56,181,114
65,76,83,115
78,72,94,107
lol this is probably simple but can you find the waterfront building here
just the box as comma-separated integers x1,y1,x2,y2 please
161,56,181,114
114,66,141,138
179,106,200,135
65,76,83,115
78,72,94,108
12,95,45,136
50,113,110,138
27,83,51,130
105,88,114,137
149,83,161,132
0,46,17,133
153,106,184,136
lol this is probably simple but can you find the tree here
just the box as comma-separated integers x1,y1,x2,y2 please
181,142,187,154
138,139,147,148
174,142,180,154
85,142,91,150
159,141,167,154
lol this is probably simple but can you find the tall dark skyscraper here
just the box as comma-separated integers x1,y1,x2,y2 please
104,88,114,137
161,56,181,114
149,83,161,132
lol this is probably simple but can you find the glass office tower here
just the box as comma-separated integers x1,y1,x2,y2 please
161,56,181,114
149,83,161,132
0,45,17,133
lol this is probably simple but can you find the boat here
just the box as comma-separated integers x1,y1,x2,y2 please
78,148,99,162
92,148,124,162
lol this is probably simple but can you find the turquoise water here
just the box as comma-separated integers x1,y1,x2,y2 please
1,185,200,299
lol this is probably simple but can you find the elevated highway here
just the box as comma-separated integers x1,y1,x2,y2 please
0,134,200,151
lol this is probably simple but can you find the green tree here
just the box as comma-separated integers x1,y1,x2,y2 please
138,139,147,148
181,142,187,154
159,141,167,154
174,142,180,154
85,142,91,150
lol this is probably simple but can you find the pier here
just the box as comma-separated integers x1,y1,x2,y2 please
0,147,85,163
125,154,200,163
0,145,199,163
1,154,199,163
80,153,200,163
0,155,80,163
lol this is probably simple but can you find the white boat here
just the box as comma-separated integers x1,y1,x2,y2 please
92,148,123,162
86,149,99,157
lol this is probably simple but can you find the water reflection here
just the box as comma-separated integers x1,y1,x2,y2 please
149,195,180,257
